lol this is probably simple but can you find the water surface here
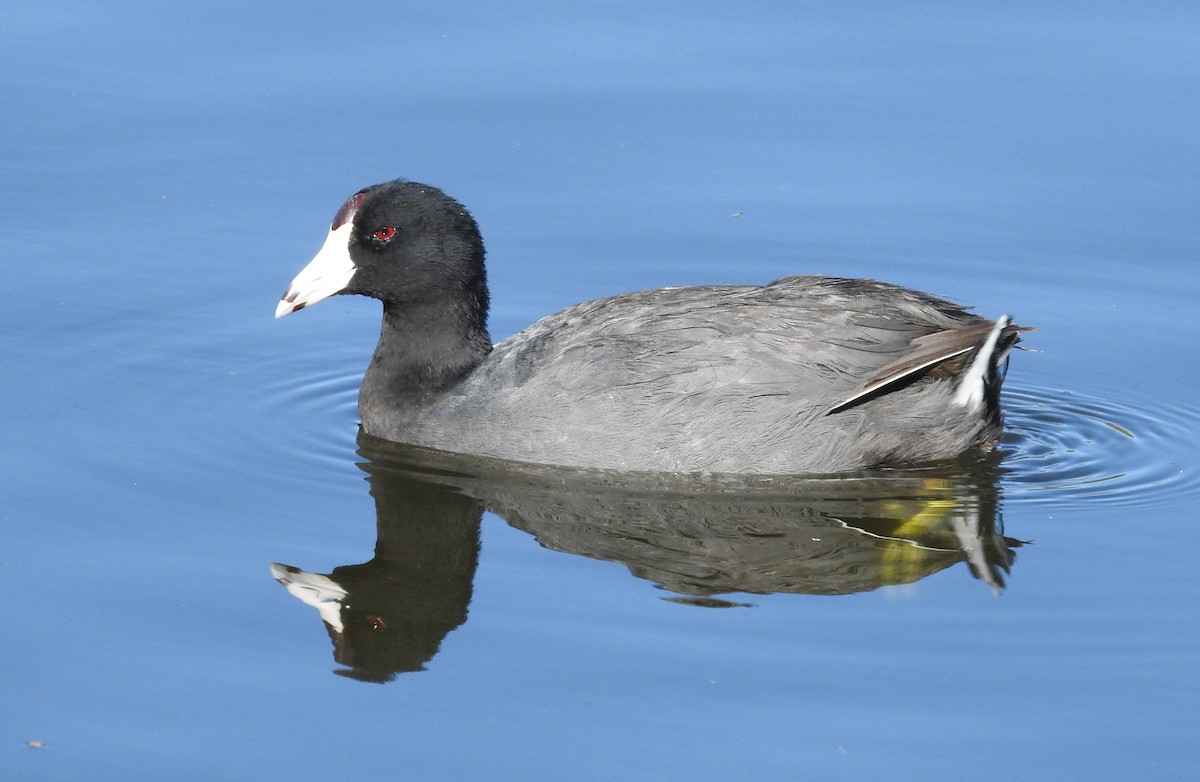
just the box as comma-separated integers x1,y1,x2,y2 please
4,2,1198,779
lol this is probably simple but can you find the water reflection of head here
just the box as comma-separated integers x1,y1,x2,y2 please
272,455,483,683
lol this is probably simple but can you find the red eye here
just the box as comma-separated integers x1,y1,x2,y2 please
373,226,396,242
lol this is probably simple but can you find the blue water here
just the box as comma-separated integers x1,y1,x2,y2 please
4,2,1199,779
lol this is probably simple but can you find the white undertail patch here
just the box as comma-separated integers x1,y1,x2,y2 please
952,315,1010,411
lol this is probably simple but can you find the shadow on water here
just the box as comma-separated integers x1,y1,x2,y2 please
271,432,1025,682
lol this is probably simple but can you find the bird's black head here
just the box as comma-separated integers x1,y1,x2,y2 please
277,180,488,330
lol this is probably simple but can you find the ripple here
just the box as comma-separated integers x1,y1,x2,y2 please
252,364,362,463
998,385,1200,509
264,366,361,429
159,349,364,492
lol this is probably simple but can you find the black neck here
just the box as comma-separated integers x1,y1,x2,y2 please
359,299,492,413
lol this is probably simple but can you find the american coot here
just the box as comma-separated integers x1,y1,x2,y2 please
277,180,1030,474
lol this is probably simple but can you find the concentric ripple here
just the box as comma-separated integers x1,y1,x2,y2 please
998,385,1200,510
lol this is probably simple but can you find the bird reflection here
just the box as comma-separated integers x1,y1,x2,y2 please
272,432,1024,681
272,462,482,682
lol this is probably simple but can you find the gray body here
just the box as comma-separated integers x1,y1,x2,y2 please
360,275,1012,474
